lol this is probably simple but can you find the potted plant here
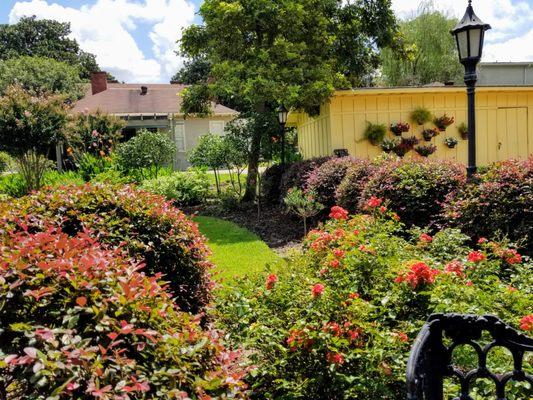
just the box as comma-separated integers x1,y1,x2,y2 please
363,122,387,146
457,122,468,140
390,122,410,136
381,138,400,153
393,136,419,157
422,128,439,142
415,144,437,157
434,114,455,131
445,137,459,149
410,107,432,125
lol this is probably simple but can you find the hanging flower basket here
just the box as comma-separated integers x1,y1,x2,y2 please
381,138,400,153
422,128,439,142
415,144,437,157
434,114,455,131
390,122,410,136
445,137,459,149
457,122,469,140
393,136,419,157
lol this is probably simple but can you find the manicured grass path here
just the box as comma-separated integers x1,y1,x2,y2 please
194,216,280,281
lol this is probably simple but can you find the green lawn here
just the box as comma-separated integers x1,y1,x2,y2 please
194,216,280,282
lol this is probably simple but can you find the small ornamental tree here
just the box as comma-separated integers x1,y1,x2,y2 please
284,188,324,234
0,226,248,399
188,133,226,194
0,85,68,191
116,129,176,180
69,110,125,157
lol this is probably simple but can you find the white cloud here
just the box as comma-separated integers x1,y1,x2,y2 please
391,0,533,61
9,0,196,83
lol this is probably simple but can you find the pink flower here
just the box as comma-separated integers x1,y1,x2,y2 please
477,237,488,244
444,261,465,278
465,280,474,287
396,332,409,343
396,262,440,289
348,292,360,300
504,249,522,264
519,315,533,331
366,197,383,208
419,233,433,244
326,352,345,365
468,251,486,263
312,283,325,298
333,249,345,259
329,259,340,268
266,274,278,290
329,206,349,220
379,206,387,213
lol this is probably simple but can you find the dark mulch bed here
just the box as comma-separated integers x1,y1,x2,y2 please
184,202,317,255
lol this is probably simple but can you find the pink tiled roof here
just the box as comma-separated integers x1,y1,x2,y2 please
72,83,237,116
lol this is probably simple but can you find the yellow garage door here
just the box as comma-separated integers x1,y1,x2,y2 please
496,107,529,160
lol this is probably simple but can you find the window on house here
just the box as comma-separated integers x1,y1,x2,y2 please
209,121,225,135
174,124,186,152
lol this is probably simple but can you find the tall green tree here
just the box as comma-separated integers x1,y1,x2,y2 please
180,0,398,201
380,3,463,86
0,56,86,101
0,16,115,81
171,56,212,84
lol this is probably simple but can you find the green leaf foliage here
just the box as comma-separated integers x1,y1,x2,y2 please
116,129,176,180
380,3,463,86
0,56,86,102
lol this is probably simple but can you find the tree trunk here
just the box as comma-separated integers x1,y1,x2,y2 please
242,104,266,202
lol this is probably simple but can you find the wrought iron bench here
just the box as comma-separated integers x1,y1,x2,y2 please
407,313,533,400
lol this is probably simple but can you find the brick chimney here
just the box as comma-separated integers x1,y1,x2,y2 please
91,71,108,95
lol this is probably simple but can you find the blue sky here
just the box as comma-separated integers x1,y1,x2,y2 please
1,0,532,83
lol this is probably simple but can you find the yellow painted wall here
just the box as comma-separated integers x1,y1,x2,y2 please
293,87,533,164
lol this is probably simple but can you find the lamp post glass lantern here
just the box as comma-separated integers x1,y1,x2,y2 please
278,105,289,168
451,0,491,178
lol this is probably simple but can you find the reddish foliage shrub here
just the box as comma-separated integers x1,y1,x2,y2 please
442,158,533,255
306,156,355,208
0,183,213,313
0,226,247,399
279,156,332,199
336,159,378,213
359,157,466,228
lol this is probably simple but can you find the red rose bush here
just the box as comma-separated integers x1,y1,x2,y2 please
216,204,532,399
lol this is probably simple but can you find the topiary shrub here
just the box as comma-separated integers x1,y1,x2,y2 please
280,156,332,199
141,169,210,206
216,206,532,399
0,226,248,399
116,129,176,180
359,158,466,228
261,163,285,204
443,158,533,256
306,156,355,208
0,183,213,313
336,159,378,213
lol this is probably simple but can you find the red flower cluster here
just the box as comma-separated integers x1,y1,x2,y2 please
266,274,278,290
419,233,433,244
312,283,325,298
329,206,349,220
395,332,409,343
519,315,533,331
310,231,334,252
395,262,440,289
444,260,465,278
498,248,522,264
366,196,383,209
326,352,345,366
287,329,314,351
467,251,486,263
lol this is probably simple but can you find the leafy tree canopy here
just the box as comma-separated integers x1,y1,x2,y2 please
171,56,212,84
180,0,398,116
380,2,463,86
0,16,116,81
0,56,86,102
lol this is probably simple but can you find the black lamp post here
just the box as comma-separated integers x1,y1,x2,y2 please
451,0,491,179
277,105,289,169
